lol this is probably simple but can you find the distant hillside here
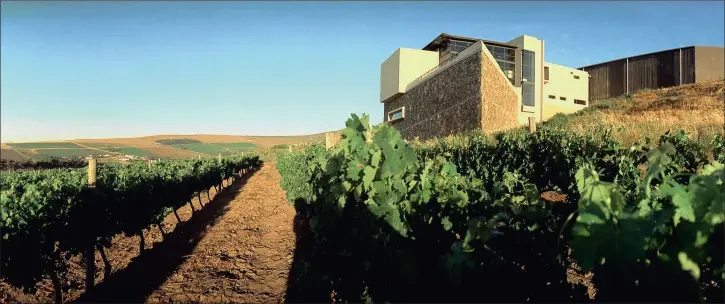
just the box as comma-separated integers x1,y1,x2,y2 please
1,133,326,161
544,79,725,145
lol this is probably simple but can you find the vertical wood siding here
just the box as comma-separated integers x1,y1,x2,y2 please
582,59,626,101
582,47,698,101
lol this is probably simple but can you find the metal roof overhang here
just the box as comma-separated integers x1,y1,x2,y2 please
422,33,517,51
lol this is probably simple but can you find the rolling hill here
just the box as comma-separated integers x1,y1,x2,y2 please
1,133,326,161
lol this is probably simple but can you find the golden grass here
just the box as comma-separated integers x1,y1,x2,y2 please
554,80,724,145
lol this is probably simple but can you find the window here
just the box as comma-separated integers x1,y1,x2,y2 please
560,96,567,101
522,50,535,83
573,75,580,80
388,107,405,122
544,66,550,81
486,45,516,62
438,39,474,62
486,44,517,85
448,40,474,53
496,61,516,84
574,99,586,105
548,95,556,99
523,83,535,107
522,50,536,107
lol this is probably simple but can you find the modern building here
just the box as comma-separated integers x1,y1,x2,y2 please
380,33,589,141
580,46,724,101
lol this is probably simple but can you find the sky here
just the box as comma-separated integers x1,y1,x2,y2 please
1,1,724,142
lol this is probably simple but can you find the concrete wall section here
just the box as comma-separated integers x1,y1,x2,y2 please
380,49,402,103
542,62,589,120
380,48,439,103
384,52,484,141
695,46,725,83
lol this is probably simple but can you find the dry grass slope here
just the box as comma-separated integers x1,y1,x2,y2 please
546,79,725,145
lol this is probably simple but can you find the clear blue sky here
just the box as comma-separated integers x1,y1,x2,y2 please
2,1,723,142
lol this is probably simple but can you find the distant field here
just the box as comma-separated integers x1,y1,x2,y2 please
8,142,81,149
116,147,154,157
170,142,258,156
1,132,327,161
156,139,202,145
35,149,106,158
79,142,129,149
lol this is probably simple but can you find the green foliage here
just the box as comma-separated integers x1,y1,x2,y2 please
279,114,564,302
169,142,258,156
34,149,106,158
658,130,708,174
1,158,87,171
0,155,262,293
276,144,327,203
116,147,154,157
710,133,724,163
571,144,724,301
280,113,724,302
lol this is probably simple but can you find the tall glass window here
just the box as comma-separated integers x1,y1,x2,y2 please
522,50,536,107
486,45,516,84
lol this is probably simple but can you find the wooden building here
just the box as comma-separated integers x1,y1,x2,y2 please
580,46,724,101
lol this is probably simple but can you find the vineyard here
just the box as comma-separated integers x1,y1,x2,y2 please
1,113,723,303
0,159,89,171
277,114,725,303
0,155,262,303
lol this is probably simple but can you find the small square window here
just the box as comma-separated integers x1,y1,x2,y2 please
548,95,556,99
574,75,580,79
388,107,405,122
544,67,550,81
574,99,586,105
560,96,567,101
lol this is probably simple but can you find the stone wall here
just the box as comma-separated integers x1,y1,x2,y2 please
384,53,484,141
480,52,520,133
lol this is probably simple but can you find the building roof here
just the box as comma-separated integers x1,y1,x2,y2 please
577,45,723,69
422,33,517,51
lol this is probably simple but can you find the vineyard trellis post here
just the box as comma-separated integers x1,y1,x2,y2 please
88,158,97,186
147,159,152,169
528,117,537,134
85,158,97,291
218,154,222,162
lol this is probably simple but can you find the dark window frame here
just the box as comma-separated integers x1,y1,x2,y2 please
522,50,536,107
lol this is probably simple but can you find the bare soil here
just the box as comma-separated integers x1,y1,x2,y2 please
0,163,297,304
0,148,27,161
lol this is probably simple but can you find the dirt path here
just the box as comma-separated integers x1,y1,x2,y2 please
147,162,296,303
1,162,298,304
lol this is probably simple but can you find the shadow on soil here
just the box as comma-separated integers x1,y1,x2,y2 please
75,169,259,303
